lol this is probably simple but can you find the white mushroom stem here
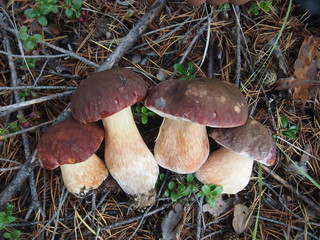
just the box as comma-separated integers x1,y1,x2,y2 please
60,154,108,196
102,106,159,196
196,148,253,194
154,118,209,174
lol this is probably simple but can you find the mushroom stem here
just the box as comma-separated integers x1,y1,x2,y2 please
102,106,159,197
155,118,209,174
60,154,108,196
196,148,253,194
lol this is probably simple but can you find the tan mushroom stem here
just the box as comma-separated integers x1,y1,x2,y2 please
102,106,159,199
154,118,210,174
60,154,108,196
196,147,253,194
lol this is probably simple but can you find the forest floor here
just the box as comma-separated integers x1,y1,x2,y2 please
0,0,319,239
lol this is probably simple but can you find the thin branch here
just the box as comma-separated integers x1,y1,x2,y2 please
0,86,77,91
0,91,74,116
0,50,69,59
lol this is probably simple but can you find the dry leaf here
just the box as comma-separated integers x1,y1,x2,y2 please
202,197,233,218
161,203,185,240
276,36,320,107
232,204,253,234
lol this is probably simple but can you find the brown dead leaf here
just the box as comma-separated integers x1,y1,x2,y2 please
276,36,320,107
161,203,186,240
202,197,233,218
232,204,253,234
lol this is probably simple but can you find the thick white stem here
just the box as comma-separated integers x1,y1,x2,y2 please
60,154,108,196
102,106,159,196
154,118,209,174
196,148,253,194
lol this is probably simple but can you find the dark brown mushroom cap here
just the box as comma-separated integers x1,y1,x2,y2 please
209,119,277,166
37,118,104,170
71,68,149,123
144,78,248,127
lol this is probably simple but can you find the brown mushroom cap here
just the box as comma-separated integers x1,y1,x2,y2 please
37,118,104,170
187,0,206,6
206,0,251,5
71,68,149,123
209,119,277,166
144,78,248,128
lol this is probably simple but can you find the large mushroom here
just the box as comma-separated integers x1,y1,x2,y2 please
37,118,108,196
196,119,277,194
144,78,248,174
70,68,159,207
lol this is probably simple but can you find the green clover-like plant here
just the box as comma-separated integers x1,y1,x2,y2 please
248,0,272,16
133,105,155,124
174,62,195,80
0,204,20,240
24,0,59,26
64,0,83,19
18,26,42,50
280,115,298,140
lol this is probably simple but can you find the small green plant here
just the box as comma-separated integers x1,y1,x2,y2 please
24,0,59,26
0,204,20,240
163,174,223,208
17,58,37,69
133,105,155,124
174,62,195,80
248,0,272,16
218,3,230,10
279,115,298,140
18,26,42,50
64,0,83,19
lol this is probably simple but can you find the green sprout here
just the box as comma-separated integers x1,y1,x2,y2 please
279,115,298,140
24,0,59,26
64,0,83,19
18,26,42,50
162,174,223,208
133,105,155,124
174,62,195,80
0,204,21,240
248,0,272,16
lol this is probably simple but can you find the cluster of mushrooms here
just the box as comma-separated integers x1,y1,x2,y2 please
37,68,276,207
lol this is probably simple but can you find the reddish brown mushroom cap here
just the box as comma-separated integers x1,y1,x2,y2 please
37,118,104,170
144,78,248,127
209,119,277,166
71,68,149,123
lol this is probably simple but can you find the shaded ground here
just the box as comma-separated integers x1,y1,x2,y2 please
0,0,319,239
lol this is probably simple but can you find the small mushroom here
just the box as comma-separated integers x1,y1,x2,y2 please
71,68,159,207
144,78,248,174
37,118,108,196
196,119,277,194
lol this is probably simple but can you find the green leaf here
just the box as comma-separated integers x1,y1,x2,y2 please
0,222,5,230
181,185,193,196
24,39,36,50
282,130,296,140
65,8,74,19
159,173,164,181
211,185,223,196
73,0,82,11
141,114,148,124
12,230,21,238
31,34,42,43
196,192,204,197
135,105,141,112
163,189,170,198
37,16,48,26
170,190,178,202
288,125,298,132
201,185,211,196
186,62,194,75
146,111,155,116
174,63,186,76
19,26,29,41
186,173,194,183
6,216,16,223
66,0,72,7
39,5,50,15
3,232,11,239
141,107,148,114
24,8,37,18
191,185,198,193
168,181,176,190
205,196,216,208
281,115,288,129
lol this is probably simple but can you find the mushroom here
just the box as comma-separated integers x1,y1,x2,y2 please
144,78,248,174
37,118,108,196
196,119,277,194
70,68,159,207
187,0,252,6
